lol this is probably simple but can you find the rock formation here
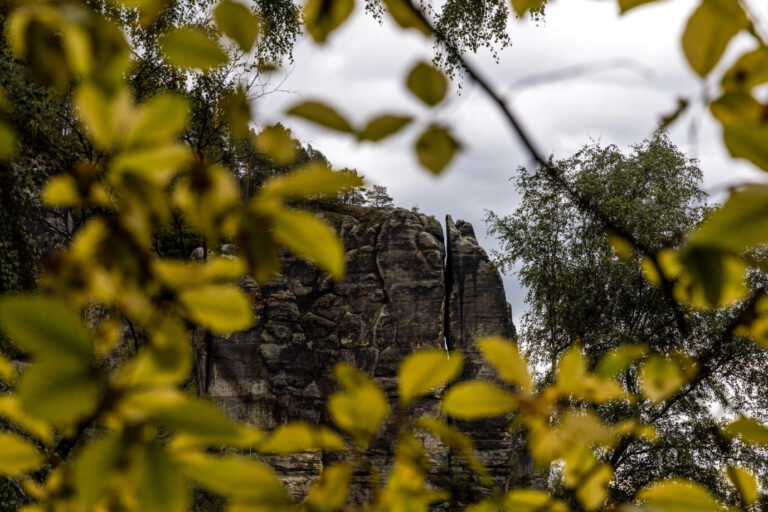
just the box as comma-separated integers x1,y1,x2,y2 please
193,205,528,505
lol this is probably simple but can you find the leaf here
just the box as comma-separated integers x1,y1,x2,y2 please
416,416,488,481
221,87,251,140
442,380,517,419
639,355,686,403
125,93,189,147
726,466,758,505
214,0,261,51
180,453,291,504
328,363,389,447
415,125,460,175
304,0,354,43
380,0,431,35
42,174,81,207
618,0,662,13
129,441,189,512
511,0,546,17
260,421,345,454
0,122,18,160
160,27,228,70
398,349,463,405
74,82,116,149
0,395,53,444
178,284,253,333
722,47,768,92
575,463,612,511
0,432,43,476
269,208,346,280
556,345,587,393
606,232,633,260
305,463,353,512
0,354,15,382
722,123,768,172
676,246,747,308
406,62,447,106
0,295,92,364
286,101,353,132
637,478,724,511
74,434,125,507
681,0,747,77
723,417,768,445
358,114,412,141
594,345,647,378
504,489,569,512
260,163,364,200
253,125,297,165
170,423,265,451
687,184,768,251
477,336,533,391
17,361,102,425
111,144,192,185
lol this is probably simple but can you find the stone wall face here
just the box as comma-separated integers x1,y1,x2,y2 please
194,206,528,505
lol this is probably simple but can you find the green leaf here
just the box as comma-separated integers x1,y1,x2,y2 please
594,344,647,378
556,345,586,393
726,465,758,505
179,284,252,333
723,417,768,445
0,122,17,160
681,0,747,77
503,489,569,512
417,416,489,481
637,478,724,511
0,354,15,382
253,125,298,165
17,361,102,425
42,174,81,208
214,0,261,51
618,0,662,12
398,350,463,405
305,463,353,512
406,62,447,106
328,364,389,447
511,0,545,17
126,93,189,147
477,336,533,391
442,380,517,419
639,355,686,403
286,101,353,132
111,144,192,185
74,434,125,507
710,92,762,126
380,0,431,35
0,295,92,363
74,82,117,149
260,163,364,200
722,47,768,92
357,114,412,141
129,441,189,512
304,0,354,43
160,27,228,70
415,125,460,175
688,184,768,251
260,421,345,454
722,123,768,172
269,208,346,280
221,87,251,141
181,453,291,504
606,232,633,260
0,395,53,444
0,431,43,476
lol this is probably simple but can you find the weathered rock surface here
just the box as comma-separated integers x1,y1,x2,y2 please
194,206,528,506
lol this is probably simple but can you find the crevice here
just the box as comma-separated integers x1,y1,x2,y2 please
443,216,455,352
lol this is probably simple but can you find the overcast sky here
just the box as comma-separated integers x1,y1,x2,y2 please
255,0,768,324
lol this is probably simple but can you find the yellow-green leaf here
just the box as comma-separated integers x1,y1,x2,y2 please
178,284,253,333
129,441,189,512
442,380,517,419
576,463,612,511
637,478,724,511
0,395,52,444
304,0,354,43
722,47,768,92
74,434,125,507
0,354,15,382
723,417,768,445
270,208,346,280
594,344,647,378
0,431,43,476
0,122,18,160
407,62,447,106
415,125,460,175
358,114,412,141
110,144,192,185
253,124,298,165
417,416,488,481
305,463,353,512
221,87,251,140
687,184,768,251
214,0,261,51
681,0,747,77
160,26,228,70
556,345,587,393
511,0,545,17
618,0,662,13
380,0,431,35
504,489,568,512
607,232,633,260
125,93,189,147
726,465,758,505
639,355,686,403
477,336,533,391
260,421,345,454
722,123,768,172
74,82,117,149
42,174,81,208
328,364,389,447
286,101,353,132
260,163,364,200
0,295,92,363
399,349,463,405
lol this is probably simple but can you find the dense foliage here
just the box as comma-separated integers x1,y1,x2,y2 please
1,0,768,511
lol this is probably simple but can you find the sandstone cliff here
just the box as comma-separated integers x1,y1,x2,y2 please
193,205,528,505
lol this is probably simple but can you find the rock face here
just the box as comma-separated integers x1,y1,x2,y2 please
194,206,527,505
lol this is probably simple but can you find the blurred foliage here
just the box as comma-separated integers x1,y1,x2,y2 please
0,0,768,511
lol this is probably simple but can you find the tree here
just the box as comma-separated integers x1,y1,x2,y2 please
486,134,768,502
364,184,394,207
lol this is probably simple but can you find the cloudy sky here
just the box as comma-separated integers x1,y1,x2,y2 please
255,0,768,323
